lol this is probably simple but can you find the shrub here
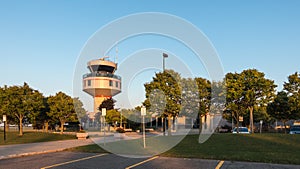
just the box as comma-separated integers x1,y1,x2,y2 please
116,127,125,133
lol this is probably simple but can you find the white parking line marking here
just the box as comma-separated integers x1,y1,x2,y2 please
40,153,108,169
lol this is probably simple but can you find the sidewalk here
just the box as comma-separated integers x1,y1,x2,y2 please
0,139,94,160
0,132,142,160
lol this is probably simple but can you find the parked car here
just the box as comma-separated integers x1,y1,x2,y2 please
232,127,250,134
0,123,17,127
289,125,300,134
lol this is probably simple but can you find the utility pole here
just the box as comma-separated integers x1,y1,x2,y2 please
162,53,168,136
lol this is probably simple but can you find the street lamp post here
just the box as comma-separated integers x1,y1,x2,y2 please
163,53,168,72
141,106,146,148
162,53,168,136
3,115,6,142
102,108,106,145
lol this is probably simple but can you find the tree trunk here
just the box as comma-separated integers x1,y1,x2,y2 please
236,112,239,133
45,121,49,133
283,121,287,134
168,114,172,136
204,115,207,130
60,120,65,134
198,114,202,134
163,117,166,136
19,117,23,136
172,116,175,130
236,120,240,133
33,118,36,131
249,106,254,134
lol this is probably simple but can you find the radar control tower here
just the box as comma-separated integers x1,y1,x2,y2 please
83,56,121,113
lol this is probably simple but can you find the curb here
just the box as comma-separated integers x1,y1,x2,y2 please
0,148,69,160
0,139,95,160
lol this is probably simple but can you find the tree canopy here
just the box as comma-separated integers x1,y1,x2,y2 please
225,69,276,133
225,72,247,131
47,92,78,134
144,70,182,135
1,69,299,136
267,91,291,133
284,72,300,118
0,83,44,136
98,98,115,111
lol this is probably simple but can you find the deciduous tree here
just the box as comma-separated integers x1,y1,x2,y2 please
1,83,44,136
284,72,300,118
225,69,276,133
47,92,77,134
74,97,87,128
225,72,246,132
144,70,181,136
240,69,276,133
267,91,291,133
98,98,115,111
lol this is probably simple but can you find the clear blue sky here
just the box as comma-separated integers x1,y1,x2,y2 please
0,1,299,111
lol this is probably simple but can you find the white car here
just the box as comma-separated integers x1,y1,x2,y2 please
0,123,4,127
232,127,250,134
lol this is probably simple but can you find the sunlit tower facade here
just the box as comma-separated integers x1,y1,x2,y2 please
83,57,121,113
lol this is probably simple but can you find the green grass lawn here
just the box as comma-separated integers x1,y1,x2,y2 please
164,134,300,165
0,131,76,145
70,134,300,165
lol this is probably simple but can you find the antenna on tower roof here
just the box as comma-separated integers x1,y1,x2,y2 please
100,56,109,60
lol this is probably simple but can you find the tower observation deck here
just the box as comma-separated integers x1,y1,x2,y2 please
83,56,121,113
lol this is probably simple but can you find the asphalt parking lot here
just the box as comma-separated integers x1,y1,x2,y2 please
0,151,299,169
0,151,221,169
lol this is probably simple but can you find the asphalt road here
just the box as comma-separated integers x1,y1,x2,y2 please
0,151,299,169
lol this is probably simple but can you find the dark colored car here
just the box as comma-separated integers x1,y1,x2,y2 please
289,125,300,134
232,127,250,134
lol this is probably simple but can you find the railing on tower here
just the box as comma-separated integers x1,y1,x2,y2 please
83,72,121,80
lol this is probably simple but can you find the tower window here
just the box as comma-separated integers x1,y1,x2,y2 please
115,81,118,88
109,80,113,86
87,80,91,86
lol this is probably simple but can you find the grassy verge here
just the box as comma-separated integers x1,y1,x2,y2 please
0,131,76,145
70,144,107,153
69,134,300,165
